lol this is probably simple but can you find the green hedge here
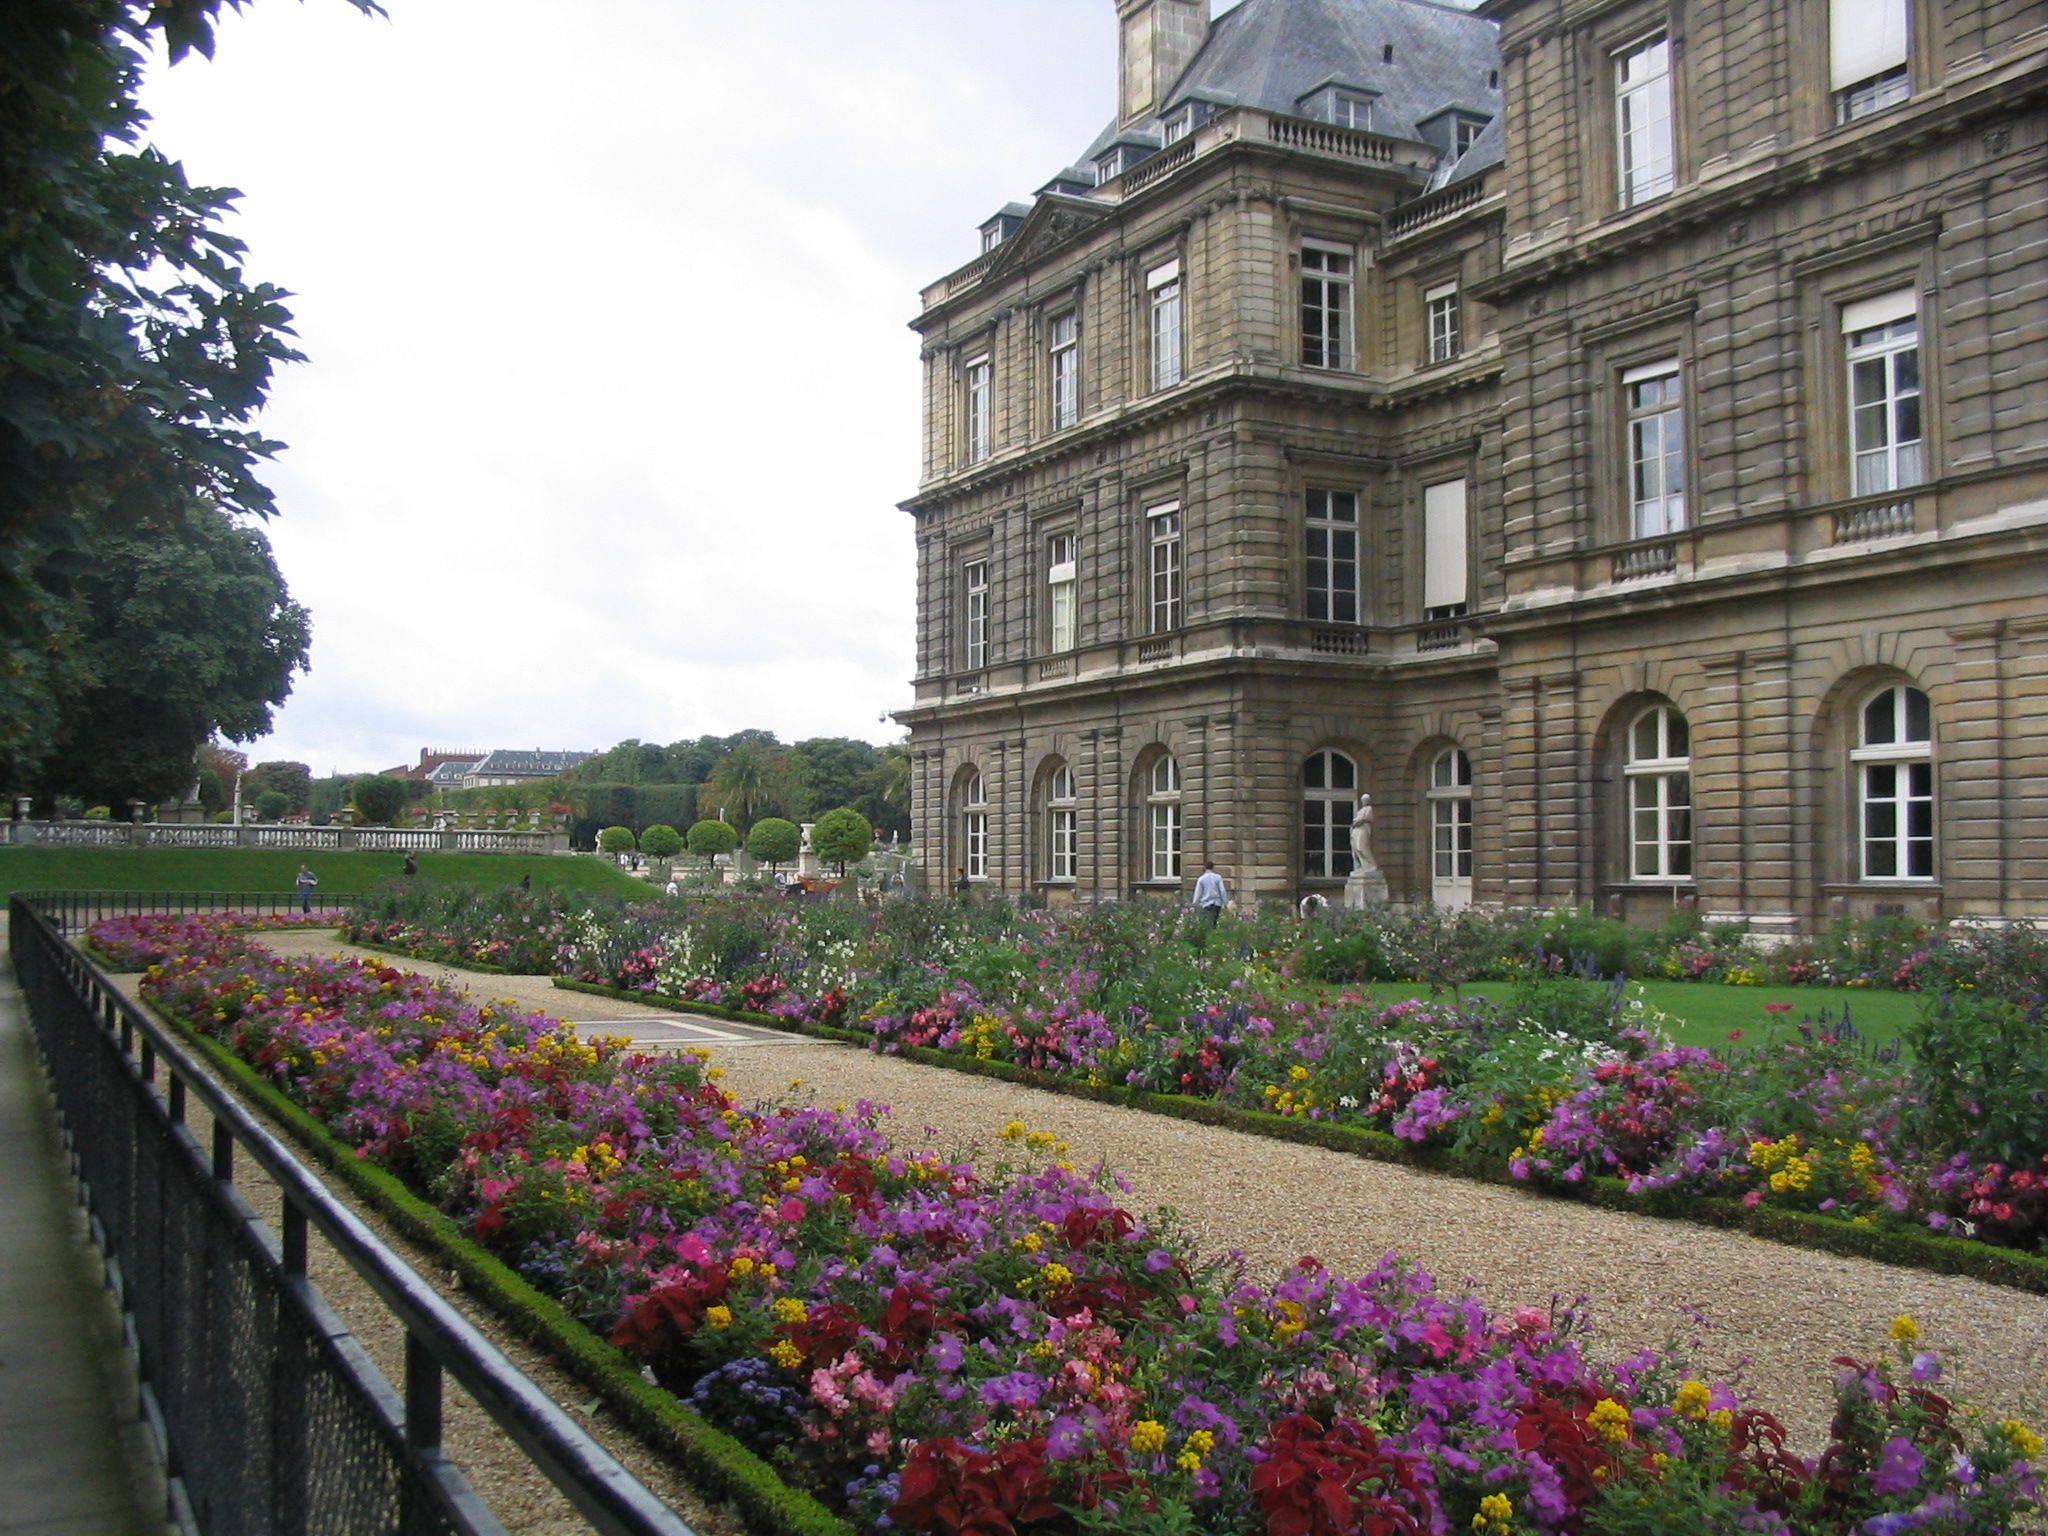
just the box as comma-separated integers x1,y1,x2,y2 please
553,978,2048,1297
139,993,851,1536
347,935,521,975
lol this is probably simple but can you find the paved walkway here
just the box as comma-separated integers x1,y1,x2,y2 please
0,943,163,1536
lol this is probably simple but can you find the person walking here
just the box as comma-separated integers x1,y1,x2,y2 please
294,863,319,915
954,866,971,897
1191,860,1227,932
402,852,418,877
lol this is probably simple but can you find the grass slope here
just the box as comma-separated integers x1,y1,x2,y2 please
0,846,650,903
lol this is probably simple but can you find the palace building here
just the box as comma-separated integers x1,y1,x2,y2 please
898,0,2048,933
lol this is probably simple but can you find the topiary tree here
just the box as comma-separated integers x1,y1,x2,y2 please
352,773,407,826
746,816,801,874
255,789,289,822
686,818,739,871
810,807,873,881
639,822,683,859
597,825,636,855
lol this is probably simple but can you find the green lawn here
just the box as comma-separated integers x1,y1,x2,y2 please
0,846,651,904
1338,977,1921,1056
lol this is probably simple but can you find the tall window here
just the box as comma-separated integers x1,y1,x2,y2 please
1305,489,1360,624
1045,763,1078,883
1049,312,1079,430
1625,705,1692,881
1148,261,1183,390
1146,755,1182,883
1423,479,1469,621
965,354,992,464
961,770,988,881
1047,533,1077,653
1302,750,1358,880
1855,684,1934,880
1625,360,1686,536
963,560,988,671
1300,245,1353,370
1845,293,1922,495
1426,283,1461,365
1832,0,1910,121
1162,106,1194,145
1427,748,1474,908
1147,502,1182,633
1614,34,1675,208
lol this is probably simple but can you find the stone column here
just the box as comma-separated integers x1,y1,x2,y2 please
1944,620,2008,918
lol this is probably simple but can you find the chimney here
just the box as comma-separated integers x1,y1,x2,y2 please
1117,0,1210,128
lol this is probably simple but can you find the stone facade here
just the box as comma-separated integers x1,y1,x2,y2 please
899,0,2048,929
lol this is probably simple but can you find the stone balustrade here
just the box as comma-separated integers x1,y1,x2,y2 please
5,819,570,854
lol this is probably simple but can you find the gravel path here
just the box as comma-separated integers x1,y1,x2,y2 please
252,936,2048,1451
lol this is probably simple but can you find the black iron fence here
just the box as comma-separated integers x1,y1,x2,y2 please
22,888,326,937
7,895,696,1536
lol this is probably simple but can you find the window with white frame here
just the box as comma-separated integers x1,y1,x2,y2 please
1844,292,1923,495
1302,749,1358,880
1423,478,1469,620
1454,115,1488,156
1625,359,1686,537
1300,244,1354,370
1614,34,1676,208
1045,763,1078,882
1427,748,1474,900
981,225,1005,254
1049,311,1079,431
1148,260,1184,390
1625,704,1692,880
1162,106,1194,146
1094,148,1128,186
1426,282,1461,365
1145,754,1182,883
1046,532,1077,652
1855,684,1934,880
1147,501,1182,633
1831,0,1911,121
963,559,988,671
1301,87,1377,130
961,770,988,881
1305,489,1360,624
965,353,992,464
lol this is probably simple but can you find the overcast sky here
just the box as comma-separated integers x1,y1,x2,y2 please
139,0,1246,774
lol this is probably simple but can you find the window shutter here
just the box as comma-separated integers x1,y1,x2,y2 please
1830,0,1909,90
1424,480,1468,609
1840,288,1918,335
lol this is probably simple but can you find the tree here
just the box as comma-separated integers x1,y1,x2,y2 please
597,826,636,855
12,500,310,805
686,819,739,871
746,817,802,874
700,741,793,833
352,773,406,826
254,789,289,822
865,742,913,840
788,737,879,819
810,808,873,880
639,823,683,859
244,760,312,814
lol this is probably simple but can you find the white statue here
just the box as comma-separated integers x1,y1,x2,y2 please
1343,792,1388,908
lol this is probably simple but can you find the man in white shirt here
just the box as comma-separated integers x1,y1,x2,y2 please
1191,861,1227,930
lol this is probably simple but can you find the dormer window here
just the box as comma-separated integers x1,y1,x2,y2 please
1162,106,1195,146
1454,114,1489,156
1095,148,1130,185
981,226,1004,254
1298,86,1377,131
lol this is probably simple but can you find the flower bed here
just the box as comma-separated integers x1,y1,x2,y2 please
138,922,2042,1536
342,891,2048,1259
86,910,347,970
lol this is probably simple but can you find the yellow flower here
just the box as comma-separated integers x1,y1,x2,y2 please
1708,1409,1734,1433
1478,1493,1512,1521
1175,1450,1202,1471
1674,1380,1712,1419
1042,1263,1074,1287
2001,1419,2044,1460
1017,1232,1044,1254
768,1340,804,1369
1000,1120,1026,1141
1129,1420,1167,1455
729,1255,756,1277
772,1297,809,1325
704,1305,733,1331
1588,1398,1632,1444
1890,1314,1920,1346
1185,1430,1216,1456
1289,1064,1311,1083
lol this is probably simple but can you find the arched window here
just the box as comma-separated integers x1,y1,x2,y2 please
1044,762,1077,883
1303,750,1358,880
1145,754,1182,883
1854,684,1933,880
959,770,988,881
1426,747,1473,908
1625,706,1691,881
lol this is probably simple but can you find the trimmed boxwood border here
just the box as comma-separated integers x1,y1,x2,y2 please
137,990,852,1536
347,935,523,975
549,976,2048,1297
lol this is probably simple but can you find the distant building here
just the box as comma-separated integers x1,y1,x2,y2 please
382,748,489,782
461,750,595,789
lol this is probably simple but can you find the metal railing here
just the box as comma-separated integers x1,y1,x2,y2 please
25,889,320,937
7,895,696,1536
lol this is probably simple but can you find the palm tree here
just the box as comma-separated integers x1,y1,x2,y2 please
871,743,911,837
700,741,790,833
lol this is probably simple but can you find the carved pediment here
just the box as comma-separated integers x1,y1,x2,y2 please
985,196,1114,285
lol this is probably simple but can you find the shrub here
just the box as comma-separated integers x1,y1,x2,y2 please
1908,993,2048,1166
255,790,289,822
686,819,740,863
597,825,637,855
746,817,802,871
809,807,872,876
639,823,684,859
352,773,407,826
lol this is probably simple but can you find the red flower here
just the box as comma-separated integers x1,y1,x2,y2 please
1249,1415,1428,1536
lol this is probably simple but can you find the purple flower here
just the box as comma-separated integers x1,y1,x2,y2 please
1873,1435,1926,1496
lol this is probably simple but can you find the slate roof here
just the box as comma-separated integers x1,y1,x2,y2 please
464,750,594,779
